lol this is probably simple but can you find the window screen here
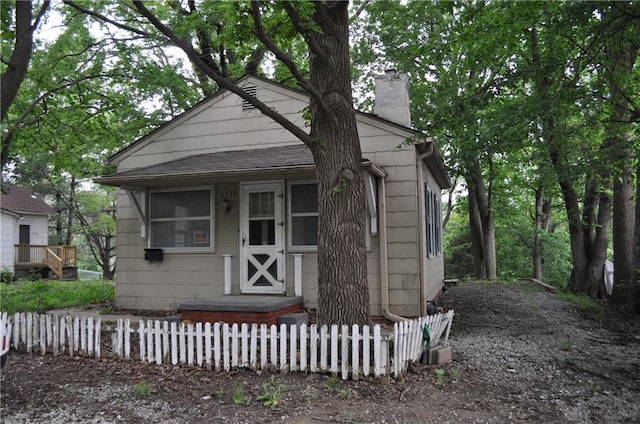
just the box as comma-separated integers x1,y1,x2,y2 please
149,189,213,249
289,183,318,247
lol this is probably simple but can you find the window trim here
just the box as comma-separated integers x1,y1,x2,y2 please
148,186,216,253
286,180,373,252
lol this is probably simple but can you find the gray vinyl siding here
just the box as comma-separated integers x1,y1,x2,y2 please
111,78,446,316
422,161,445,303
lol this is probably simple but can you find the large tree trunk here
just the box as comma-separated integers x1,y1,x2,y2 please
603,2,639,310
55,191,64,245
308,2,370,326
102,235,114,280
65,178,77,246
1,1,33,123
635,158,640,285
1,1,48,169
568,185,611,297
529,26,609,297
466,159,496,279
533,185,552,281
611,141,635,285
633,158,640,313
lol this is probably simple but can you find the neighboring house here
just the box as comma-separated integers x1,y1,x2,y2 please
0,184,53,274
0,183,77,280
95,71,451,322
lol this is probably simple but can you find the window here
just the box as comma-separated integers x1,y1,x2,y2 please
425,183,442,257
289,182,318,248
149,188,214,249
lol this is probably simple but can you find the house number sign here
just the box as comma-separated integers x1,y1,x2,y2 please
220,191,238,199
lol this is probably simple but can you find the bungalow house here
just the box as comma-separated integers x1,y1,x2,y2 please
0,183,76,280
95,71,450,323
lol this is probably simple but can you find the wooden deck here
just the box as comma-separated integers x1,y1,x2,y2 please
14,245,77,279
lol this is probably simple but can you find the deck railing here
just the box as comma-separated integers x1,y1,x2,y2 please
14,245,77,278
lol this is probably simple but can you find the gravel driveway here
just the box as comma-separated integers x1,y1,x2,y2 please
1,280,639,423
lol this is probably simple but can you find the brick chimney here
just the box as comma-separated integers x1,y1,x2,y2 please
374,69,411,128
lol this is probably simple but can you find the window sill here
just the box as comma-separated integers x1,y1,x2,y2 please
287,246,318,253
152,248,216,255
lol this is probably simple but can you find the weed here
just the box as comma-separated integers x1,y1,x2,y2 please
337,388,354,400
557,340,572,352
324,375,342,391
323,375,354,399
59,384,74,395
132,381,154,396
0,269,14,284
256,375,285,408
301,386,320,403
231,382,251,405
100,305,114,314
449,368,462,379
434,368,446,385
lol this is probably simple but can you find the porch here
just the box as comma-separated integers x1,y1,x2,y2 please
14,245,78,280
178,295,305,325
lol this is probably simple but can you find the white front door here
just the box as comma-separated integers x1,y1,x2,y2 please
240,182,285,294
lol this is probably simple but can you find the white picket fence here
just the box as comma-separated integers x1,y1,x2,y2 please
2,310,454,380
2,311,101,357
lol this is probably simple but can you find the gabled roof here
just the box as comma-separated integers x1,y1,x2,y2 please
106,74,419,166
97,74,449,189
0,183,55,216
96,144,386,187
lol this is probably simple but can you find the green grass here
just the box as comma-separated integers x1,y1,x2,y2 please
556,290,603,313
0,279,115,314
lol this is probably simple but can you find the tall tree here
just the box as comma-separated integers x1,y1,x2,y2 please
600,2,640,311
68,0,371,325
353,1,639,304
1,0,49,168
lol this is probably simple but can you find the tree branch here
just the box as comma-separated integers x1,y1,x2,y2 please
63,0,152,37
32,1,50,32
282,2,326,60
349,0,371,22
131,0,314,145
248,1,326,107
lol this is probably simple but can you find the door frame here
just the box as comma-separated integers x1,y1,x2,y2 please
239,181,285,294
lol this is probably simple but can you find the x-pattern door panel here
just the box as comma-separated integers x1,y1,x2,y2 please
240,182,285,293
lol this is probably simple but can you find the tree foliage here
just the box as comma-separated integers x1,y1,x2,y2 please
3,0,638,315
60,0,372,325
353,0,639,306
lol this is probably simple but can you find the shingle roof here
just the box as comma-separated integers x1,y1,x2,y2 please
95,144,316,186
1,183,55,215
96,144,386,187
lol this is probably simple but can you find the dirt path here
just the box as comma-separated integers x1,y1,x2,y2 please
1,281,639,423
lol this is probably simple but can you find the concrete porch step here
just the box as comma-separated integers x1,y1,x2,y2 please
177,295,304,325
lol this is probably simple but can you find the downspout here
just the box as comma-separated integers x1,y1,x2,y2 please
379,175,408,322
416,141,435,317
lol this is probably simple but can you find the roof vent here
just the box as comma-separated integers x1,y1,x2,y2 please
242,85,258,110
